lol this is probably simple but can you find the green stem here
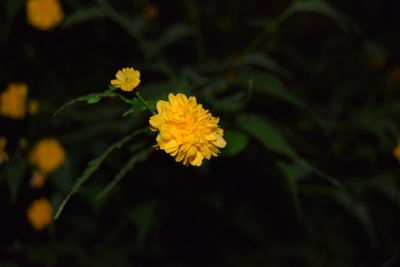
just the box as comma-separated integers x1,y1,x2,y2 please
136,92,155,114
242,0,296,55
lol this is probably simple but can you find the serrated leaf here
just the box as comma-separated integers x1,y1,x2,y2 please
237,113,298,159
54,129,146,220
127,201,158,249
237,69,306,109
97,147,153,199
53,87,118,117
62,6,105,28
222,130,249,156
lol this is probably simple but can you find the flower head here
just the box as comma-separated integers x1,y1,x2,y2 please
393,140,400,162
149,93,227,166
26,198,53,230
0,83,28,119
30,171,46,189
28,99,39,115
0,137,8,165
111,67,141,92
29,138,66,174
26,0,64,31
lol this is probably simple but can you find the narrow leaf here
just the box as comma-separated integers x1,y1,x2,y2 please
222,130,249,157
54,129,146,220
97,147,153,199
62,6,105,28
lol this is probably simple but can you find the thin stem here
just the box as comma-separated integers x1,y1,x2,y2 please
136,92,155,114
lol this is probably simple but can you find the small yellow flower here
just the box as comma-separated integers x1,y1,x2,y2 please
30,171,46,189
393,140,400,162
0,83,28,119
29,138,66,174
149,93,227,166
111,67,141,92
28,99,39,115
144,3,160,20
26,0,64,31
26,198,53,231
0,137,8,165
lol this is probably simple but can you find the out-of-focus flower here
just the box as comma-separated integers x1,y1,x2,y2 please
28,100,39,115
388,65,400,84
111,67,141,92
0,83,28,119
30,171,46,189
26,0,64,31
0,137,8,165
29,138,65,174
26,198,53,230
393,140,400,162
368,54,386,70
144,3,159,20
149,93,227,166
19,137,28,148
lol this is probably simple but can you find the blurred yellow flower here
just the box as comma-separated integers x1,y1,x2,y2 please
30,171,46,189
28,99,39,115
144,3,160,20
149,93,227,166
0,83,28,119
26,0,64,31
26,198,53,231
0,137,8,165
111,67,141,92
29,138,66,174
393,140,400,162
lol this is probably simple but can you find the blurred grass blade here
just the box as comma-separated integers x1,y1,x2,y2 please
62,6,105,28
6,157,27,204
237,113,298,159
288,0,360,34
277,161,303,217
54,129,147,220
97,147,153,199
157,23,194,49
127,201,158,249
237,69,306,109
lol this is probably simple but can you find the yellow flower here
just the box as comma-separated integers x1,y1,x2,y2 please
26,198,53,231
149,93,227,166
0,83,28,119
30,171,46,189
28,99,39,115
393,140,400,162
29,138,66,174
111,67,141,92
0,137,8,165
26,0,64,31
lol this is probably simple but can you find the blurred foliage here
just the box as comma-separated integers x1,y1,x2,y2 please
1,0,400,266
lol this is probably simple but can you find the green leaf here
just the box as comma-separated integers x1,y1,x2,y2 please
288,0,360,34
122,98,147,117
237,69,306,109
157,23,194,48
53,87,118,118
6,0,25,22
6,157,27,204
222,130,249,157
97,147,153,199
127,201,158,249
242,53,291,77
62,6,105,28
237,113,298,159
54,129,147,220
